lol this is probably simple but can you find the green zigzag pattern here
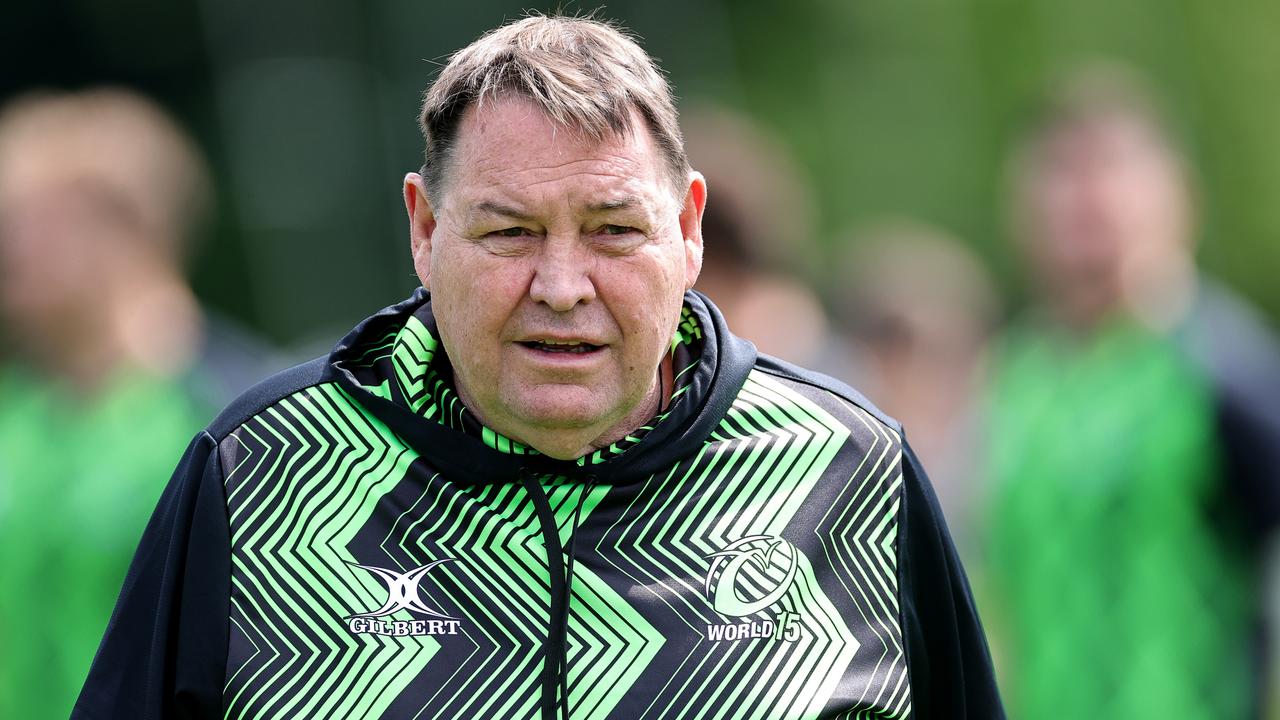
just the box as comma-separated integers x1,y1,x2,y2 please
362,475,663,719
601,370,866,719
817,398,909,719
545,479,668,718
219,359,907,717
221,383,427,719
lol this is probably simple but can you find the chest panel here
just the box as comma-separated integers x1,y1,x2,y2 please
222,375,910,719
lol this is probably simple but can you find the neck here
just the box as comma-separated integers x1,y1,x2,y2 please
588,352,675,451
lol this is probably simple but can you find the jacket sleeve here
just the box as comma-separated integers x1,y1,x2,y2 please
898,439,1005,718
71,431,230,719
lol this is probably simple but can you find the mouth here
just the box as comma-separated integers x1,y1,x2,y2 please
518,339,605,355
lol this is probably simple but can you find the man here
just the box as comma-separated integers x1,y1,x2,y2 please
679,104,836,373
0,88,268,718
833,221,999,556
981,66,1280,720
74,16,1002,719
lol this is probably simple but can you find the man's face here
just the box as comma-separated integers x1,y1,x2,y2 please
404,95,704,459
0,174,125,343
1016,114,1191,324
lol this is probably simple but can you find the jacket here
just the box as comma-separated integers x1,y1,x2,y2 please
72,288,1004,719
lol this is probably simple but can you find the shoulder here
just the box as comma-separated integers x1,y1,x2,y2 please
749,351,903,438
204,355,331,441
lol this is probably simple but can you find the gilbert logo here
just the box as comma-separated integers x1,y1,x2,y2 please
346,560,462,637
704,535,803,642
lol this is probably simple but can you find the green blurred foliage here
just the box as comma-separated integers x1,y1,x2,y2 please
2,0,1278,343
719,0,1280,320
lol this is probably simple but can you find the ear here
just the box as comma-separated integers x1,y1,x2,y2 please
678,171,707,291
404,173,438,289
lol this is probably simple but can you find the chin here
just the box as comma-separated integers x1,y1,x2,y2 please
507,387,617,431
514,403,608,432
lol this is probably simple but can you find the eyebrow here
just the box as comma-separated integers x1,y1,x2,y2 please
470,201,536,222
586,197,640,213
468,197,644,224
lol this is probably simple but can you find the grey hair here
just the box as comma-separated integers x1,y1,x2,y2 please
417,14,690,201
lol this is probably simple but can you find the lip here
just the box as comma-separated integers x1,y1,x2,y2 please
512,340,609,366
514,333,610,346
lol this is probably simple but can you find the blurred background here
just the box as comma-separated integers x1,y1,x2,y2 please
2,0,1279,718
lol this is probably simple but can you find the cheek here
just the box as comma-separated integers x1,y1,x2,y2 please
608,259,687,357
435,242,508,296
432,256,492,335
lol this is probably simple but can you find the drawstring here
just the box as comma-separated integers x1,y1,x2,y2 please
519,469,564,720
519,469,596,720
558,474,595,719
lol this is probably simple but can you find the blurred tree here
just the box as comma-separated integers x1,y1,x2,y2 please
1,0,1276,339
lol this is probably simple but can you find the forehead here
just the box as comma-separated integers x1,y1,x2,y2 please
1034,114,1173,169
445,95,668,211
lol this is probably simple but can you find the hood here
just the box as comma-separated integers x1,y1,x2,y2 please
325,287,756,485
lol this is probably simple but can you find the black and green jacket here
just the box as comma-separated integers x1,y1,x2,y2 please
73,289,1003,719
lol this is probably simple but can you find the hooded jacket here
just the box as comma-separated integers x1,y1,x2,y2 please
73,289,1003,719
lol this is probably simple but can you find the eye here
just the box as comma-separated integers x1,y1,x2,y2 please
591,223,645,253
477,226,539,256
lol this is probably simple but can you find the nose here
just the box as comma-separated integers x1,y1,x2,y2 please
528,237,596,312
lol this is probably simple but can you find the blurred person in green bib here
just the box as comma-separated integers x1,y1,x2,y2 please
981,65,1280,719
0,88,221,718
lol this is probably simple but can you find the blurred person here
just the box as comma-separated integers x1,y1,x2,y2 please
833,221,999,552
74,15,1003,718
982,64,1280,720
0,88,268,718
682,104,854,377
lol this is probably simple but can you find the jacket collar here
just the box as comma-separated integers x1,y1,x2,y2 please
326,287,756,485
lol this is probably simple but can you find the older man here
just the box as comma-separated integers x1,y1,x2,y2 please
74,16,1002,719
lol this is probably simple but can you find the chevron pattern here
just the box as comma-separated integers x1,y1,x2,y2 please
815,399,909,719
220,367,909,718
343,476,663,719
594,370,909,719
221,383,426,719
